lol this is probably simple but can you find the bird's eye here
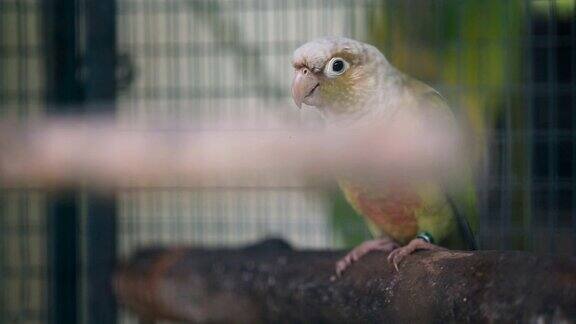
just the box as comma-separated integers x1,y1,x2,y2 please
324,57,349,78
332,60,344,72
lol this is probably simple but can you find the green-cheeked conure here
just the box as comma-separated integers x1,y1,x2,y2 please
290,37,478,276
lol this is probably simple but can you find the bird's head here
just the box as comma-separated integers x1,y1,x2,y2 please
291,37,389,115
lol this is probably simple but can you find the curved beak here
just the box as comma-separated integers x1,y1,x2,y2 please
291,68,319,108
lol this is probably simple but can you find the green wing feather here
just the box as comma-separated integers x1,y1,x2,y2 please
406,75,479,250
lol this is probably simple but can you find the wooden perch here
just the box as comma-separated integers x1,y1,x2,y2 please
114,239,576,323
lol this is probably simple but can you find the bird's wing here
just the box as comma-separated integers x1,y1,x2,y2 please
406,76,479,250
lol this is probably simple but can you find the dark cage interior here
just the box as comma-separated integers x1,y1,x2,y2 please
0,0,575,323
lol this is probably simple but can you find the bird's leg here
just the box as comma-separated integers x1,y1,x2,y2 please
387,238,447,271
335,237,399,277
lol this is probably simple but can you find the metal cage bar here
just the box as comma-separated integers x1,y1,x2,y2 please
44,0,118,323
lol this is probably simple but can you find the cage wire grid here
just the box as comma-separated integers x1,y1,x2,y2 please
1,0,575,323
1,0,49,323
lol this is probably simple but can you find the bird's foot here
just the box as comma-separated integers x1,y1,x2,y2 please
387,238,447,271
334,238,399,278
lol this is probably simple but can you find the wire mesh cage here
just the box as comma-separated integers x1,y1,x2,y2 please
1,0,575,323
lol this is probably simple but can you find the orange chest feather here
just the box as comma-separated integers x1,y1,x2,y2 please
341,182,422,242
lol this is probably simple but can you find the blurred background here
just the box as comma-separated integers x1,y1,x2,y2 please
1,0,575,323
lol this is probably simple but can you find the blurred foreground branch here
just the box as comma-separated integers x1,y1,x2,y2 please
0,116,463,188
115,239,576,323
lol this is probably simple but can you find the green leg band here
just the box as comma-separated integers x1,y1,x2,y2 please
416,232,434,244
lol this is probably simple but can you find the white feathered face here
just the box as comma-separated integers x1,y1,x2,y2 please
291,37,383,111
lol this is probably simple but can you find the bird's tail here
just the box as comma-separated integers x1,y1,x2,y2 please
445,193,478,250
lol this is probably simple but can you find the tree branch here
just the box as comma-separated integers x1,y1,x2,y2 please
115,239,576,323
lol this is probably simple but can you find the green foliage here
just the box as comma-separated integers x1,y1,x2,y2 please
366,0,525,126
329,190,371,248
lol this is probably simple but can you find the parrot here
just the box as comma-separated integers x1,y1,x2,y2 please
290,37,478,277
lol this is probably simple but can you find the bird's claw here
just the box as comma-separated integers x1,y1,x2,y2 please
335,255,353,277
334,238,398,279
387,247,408,272
386,238,447,271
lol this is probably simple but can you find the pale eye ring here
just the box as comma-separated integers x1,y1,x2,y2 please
324,57,349,78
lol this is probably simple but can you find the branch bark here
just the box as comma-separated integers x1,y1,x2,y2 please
114,239,576,323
